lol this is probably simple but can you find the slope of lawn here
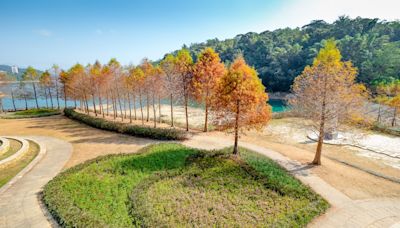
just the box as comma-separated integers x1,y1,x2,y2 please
43,144,329,227
0,108,61,119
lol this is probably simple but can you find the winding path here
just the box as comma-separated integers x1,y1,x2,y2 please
0,136,72,228
0,133,399,227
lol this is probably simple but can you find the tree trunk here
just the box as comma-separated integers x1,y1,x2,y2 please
204,101,208,132
392,107,397,127
313,107,326,165
128,92,132,123
170,93,174,127
84,93,89,114
32,82,39,108
184,94,189,131
146,92,150,122
139,92,144,125
158,95,161,124
24,94,28,110
123,95,127,119
44,88,49,108
48,87,54,109
11,89,17,111
152,93,157,128
92,93,97,116
106,91,109,116
55,79,60,109
116,88,123,121
99,95,104,118
377,105,381,123
233,100,240,155
133,94,137,120
63,85,67,108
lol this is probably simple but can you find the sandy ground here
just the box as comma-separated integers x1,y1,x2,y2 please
0,116,158,169
93,104,207,130
1,113,400,200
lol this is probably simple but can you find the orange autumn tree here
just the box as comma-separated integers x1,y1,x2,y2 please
193,47,225,132
290,39,367,165
175,49,194,131
213,56,271,155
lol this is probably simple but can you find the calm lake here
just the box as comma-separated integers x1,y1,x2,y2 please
1,97,288,113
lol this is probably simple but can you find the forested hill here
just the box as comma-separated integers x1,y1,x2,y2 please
175,16,400,92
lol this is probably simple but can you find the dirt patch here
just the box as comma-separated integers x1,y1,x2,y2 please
0,116,157,169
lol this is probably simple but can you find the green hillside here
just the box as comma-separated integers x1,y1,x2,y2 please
173,16,400,92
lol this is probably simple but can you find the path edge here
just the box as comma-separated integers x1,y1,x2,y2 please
0,136,47,195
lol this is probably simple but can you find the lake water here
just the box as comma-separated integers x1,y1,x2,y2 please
1,97,288,113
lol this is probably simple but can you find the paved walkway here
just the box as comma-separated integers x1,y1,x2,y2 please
0,133,399,227
184,134,400,228
0,136,72,228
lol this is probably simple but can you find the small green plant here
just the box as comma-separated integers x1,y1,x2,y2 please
64,109,188,140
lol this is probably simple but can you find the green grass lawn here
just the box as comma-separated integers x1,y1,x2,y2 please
13,108,60,116
0,141,39,188
43,144,329,227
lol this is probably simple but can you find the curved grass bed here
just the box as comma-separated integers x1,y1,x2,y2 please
0,108,61,119
43,144,329,227
0,138,22,160
0,141,40,188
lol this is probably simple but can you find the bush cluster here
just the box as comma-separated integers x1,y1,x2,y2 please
63,108,188,140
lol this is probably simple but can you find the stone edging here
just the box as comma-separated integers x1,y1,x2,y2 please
0,137,10,155
0,137,47,195
0,137,30,168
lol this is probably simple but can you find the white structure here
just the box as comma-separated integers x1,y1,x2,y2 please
11,65,18,74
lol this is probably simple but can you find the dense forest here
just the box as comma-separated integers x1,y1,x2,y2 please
173,16,400,92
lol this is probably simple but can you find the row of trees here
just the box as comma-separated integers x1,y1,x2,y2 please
2,40,394,164
9,48,270,154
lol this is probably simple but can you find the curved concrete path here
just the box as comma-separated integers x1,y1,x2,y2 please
0,136,72,228
184,134,400,228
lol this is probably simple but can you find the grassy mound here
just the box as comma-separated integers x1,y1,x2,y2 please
43,144,328,227
64,108,187,140
0,108,61,119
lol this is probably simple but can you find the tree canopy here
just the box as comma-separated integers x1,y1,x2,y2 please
171,16,400,92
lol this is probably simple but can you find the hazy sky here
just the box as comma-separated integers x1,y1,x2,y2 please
1,0,399,70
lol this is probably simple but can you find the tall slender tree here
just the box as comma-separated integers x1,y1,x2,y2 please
192,48,226,132
213,56,272,154
23,66,39,109
290,40,368,165
160,54,178,127
175,49,194,131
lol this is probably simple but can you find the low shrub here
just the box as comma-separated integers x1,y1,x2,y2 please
372,123,400,137
64,108,188,140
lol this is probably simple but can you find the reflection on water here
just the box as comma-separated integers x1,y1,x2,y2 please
268,99,288,113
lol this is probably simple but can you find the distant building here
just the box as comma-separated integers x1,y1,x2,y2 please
11,65,18,74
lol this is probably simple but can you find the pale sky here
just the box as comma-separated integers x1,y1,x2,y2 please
0,0,399,70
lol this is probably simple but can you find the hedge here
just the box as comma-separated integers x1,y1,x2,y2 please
64,108,188,140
